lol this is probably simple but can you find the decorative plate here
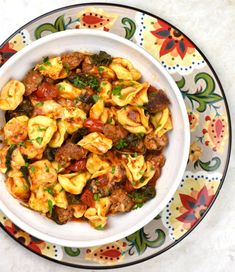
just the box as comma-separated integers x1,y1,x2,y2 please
0,3,231,269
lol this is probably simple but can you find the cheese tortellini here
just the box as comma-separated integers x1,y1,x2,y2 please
86,153,111,178
84,197,110,228
28,116,57,149
4,115,29,144
123,154,155,189
117,106,151,134
6,170,30,202
58,172,91,194
111,81,149,107
151,107,173,137
61,107,86,134
0,80,25,110
49,119,67,148
36,56,68,80
78,132,113,154
109,58,141,81
57,81,83,100
29,159,57,190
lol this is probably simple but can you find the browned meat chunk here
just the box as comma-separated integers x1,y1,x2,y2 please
61,52,85,70
23,70,43,96
146,85,170,113
146,153,165,168
55,141,88,165
109,189,134,214
51,206,73,225
103,124,128,144
82,55,99,75
144,132,168,150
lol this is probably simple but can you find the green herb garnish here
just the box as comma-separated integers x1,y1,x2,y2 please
111,166,116,174
98,66,104,73
35,137,43,145
95,225,105,230
93,193,100,201
112,85,123,98
115,139,128,150
30,165,36,173
45,187,53,195
47,199,53,216
107,117,113,124
39,65,46,71
43,56,51,66
45,163,49,173
133,152,138,158
132,203,143,210
92,94,100,103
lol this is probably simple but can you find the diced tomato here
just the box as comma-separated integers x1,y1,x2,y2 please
83,118,104,132
124,180,135,193
96,175,109,187
34,82,59,100
68,159,87,172
80,189,95,207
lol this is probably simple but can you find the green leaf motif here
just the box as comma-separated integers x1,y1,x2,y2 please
178,72,223,112
126,228,165,255
194,157,221,172
122,17,136,40
64,247,80,257
35,15,65,39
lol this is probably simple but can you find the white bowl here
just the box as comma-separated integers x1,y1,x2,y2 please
0,29,190,247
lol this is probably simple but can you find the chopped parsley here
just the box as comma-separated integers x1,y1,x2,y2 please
111,166,116,174
38,65,46,71
140,176,146,183
18,141,25,147
95,225,105,230
45,187,53,195
93,193,100,201
6,144,17,173
24,162,29,167
30,165,36,173
133,152,138,158
73,96,80,104
71,74,99,91
115,139,128,150
130,81,135,86
35,102,44,107
112,85,123,98
107,117,113,124
58,84,65,91
43,56,51,66
98,66,104,73
92,94,100,103
35,137,43,145
150,92,158,97
45,163,49,173
132,203,143,210
47,199,53,216
150,167,155,171
38,127,46,132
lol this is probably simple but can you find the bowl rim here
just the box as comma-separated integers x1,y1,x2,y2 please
0,29,190,247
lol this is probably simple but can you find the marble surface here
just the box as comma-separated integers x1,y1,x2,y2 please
0,0,234,271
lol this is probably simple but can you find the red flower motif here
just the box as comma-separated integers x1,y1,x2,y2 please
151,20,194,59
0,42,17,66
176,186,214,226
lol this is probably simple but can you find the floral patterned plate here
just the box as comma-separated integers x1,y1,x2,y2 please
0,3,231,269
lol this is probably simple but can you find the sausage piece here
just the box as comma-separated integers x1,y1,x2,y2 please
55,141,88,165
103,124,128,144
51,206,73,225
109,189,134,214
146,85,170,113
144,132,168,151
23,70,43,96
61,52,85,70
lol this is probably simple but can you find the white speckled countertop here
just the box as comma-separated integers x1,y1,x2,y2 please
0,0,234,271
